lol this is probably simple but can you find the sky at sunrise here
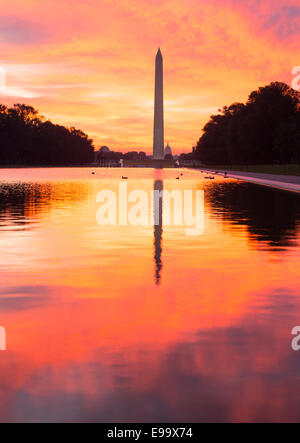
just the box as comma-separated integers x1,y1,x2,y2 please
0,0,299,153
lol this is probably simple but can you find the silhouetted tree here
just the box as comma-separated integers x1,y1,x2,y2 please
0,103,95,165
124,151,139,160
195,83,300,165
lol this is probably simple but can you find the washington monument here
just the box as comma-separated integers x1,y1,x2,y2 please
153,48,164,159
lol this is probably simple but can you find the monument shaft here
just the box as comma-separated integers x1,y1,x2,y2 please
153,49,164,160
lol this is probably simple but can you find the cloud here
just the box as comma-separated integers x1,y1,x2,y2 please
0,15,49,44
263,6,300,38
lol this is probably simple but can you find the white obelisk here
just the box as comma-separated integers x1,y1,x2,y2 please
153,48,164,159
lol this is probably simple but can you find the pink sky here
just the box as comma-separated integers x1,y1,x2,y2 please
0,0,299,153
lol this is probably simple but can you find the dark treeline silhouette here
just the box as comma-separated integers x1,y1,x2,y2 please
0,104,95,165
95,146,150,162
195,82,300,165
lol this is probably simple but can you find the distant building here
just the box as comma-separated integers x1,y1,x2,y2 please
99,146,110,154
164,142,172,158
94,146,110,161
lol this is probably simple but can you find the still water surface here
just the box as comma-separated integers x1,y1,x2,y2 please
0,167,300,422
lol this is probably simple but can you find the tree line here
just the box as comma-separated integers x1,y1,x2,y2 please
0,104,95,165
195,82,300,165
96,147,148,161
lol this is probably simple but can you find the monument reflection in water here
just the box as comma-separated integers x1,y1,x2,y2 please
153,179,163,285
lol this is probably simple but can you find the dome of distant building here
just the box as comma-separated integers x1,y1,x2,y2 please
100,146,110,153
164,143,172,156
